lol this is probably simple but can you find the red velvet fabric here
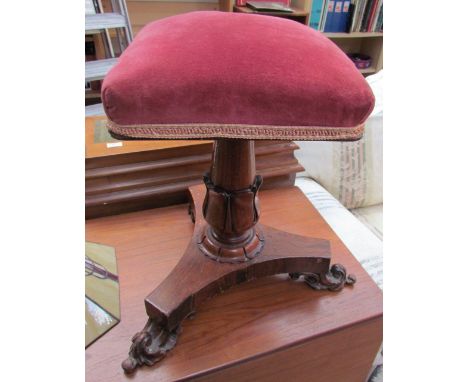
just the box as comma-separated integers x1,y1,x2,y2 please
102,11,374,139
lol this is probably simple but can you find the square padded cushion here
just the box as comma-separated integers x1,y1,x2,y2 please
102,11,375,141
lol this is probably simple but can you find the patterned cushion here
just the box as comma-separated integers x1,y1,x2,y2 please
295,177,382,289
295,71,383,208
351,204,383,241
294,177,383,382
102,11,374,141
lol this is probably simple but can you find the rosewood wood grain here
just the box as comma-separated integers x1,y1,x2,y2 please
85,186,382,382
190,318,382,382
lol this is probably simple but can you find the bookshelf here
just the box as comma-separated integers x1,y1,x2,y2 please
326,32,383,75
219,0,383,75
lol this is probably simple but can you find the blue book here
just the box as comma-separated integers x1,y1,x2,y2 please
323,0,336,32
332,0,344,32
319,0,329,30
309,0,325,30
338,0,351,32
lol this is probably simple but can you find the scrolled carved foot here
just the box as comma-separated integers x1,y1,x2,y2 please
122,319,180,374
290,264,356,292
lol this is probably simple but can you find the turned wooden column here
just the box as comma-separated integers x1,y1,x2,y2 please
198,139,264,263
211,139,256,190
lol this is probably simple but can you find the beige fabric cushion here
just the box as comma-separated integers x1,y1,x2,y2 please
295,71,383,209
351,204,383,240
295,177,383,382
295,177,382,289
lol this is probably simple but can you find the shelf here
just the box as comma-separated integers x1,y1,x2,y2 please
358,66,377,74
324,32,383,39
85,89,102,99
85,13,127,34
85,58,118,82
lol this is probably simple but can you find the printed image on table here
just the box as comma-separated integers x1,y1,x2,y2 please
85,241,120,347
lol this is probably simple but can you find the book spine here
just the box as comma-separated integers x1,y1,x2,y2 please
342,0,351,32
319,0,329,31
367,0,380,32
360,0,373,32
323,1,336,32
346,0,359,33
320,0,329,31
356,0,368,32
372,1,383,32
310,0,325,30
333,0,343,33
376,3,383,32
243,0,291,4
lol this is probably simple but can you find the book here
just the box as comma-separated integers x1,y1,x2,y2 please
354,0,367,32
370,0,382,32
319,0,330,31
238,0,291,5
323,1,336,32
246,1,294,12
346,0,356,32
316,0,382,33
367,0,380,32
339,0,350,32
360,0,374,32
333,0,343,32
309,0,325,30
375,3,383,32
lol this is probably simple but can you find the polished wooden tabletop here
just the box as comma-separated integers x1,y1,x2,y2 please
85,186,382,381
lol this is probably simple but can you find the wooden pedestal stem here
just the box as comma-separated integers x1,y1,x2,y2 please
200,140,264,262
121,140,357,374
211,139,256,190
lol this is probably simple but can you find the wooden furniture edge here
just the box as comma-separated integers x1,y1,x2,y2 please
182,315,383,381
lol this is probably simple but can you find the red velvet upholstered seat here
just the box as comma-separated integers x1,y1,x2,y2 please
102,11,374,141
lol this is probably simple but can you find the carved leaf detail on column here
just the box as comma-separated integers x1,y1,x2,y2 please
202,173,263,234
